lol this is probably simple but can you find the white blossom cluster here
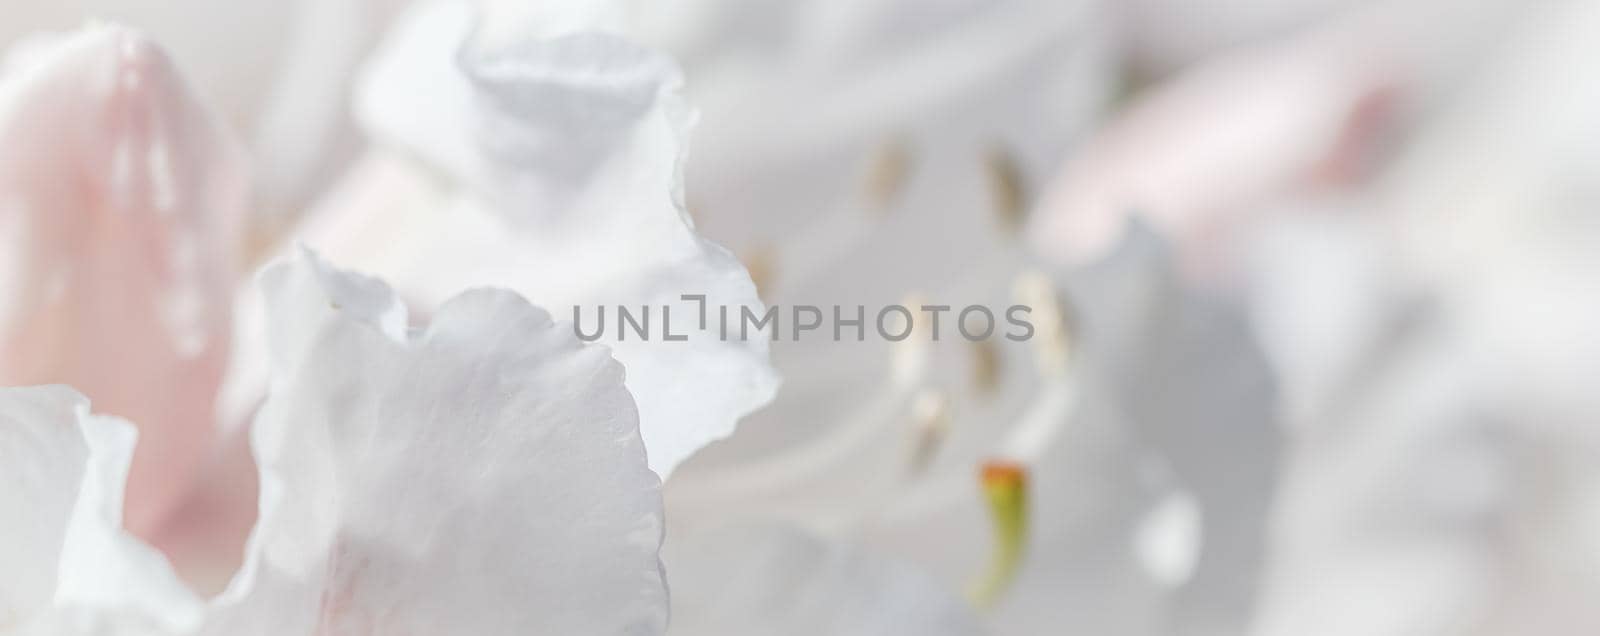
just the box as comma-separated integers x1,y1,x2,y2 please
2,0,1598,634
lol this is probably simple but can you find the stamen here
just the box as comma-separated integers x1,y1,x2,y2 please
985,144,1028,233
969,460,1028,608
970,338,1001,397
889,292,932,390
1012,271,1071,378
968,273,1081,603
864,135,913,212
906,389,950,474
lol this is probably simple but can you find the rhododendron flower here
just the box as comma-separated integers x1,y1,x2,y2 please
10,0,1599,634
1,250,668,634
1025,1,1600,634
620,1,1276,632
282,0,780,479
0,3,770,632
206,250,667,634
626,0,1116,629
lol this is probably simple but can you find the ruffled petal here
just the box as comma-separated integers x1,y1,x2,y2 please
205,249,667,634
297,0,777,478
0,385,202,634
0,25,245,535
0,386,87,625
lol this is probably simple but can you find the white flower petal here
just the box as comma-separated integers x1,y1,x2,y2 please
979,224,1280,633
0,25,245,535
633,2,1115,612
0,386,202,634
1117,0,1353,70
249,0,411,217
355,0,655,203
300,0,778,478
629,0,1113,491
0,386,87,626
1059,223,1279,628
666,523,980,636
206,249,666,635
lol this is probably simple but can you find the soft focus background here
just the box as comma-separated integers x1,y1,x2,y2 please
4,0,1599,634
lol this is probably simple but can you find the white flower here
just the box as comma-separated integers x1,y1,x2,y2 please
617,1,1219,632
0,5,772,632
624,3,1365,633
989,224,1278,634
0,386,201,635
280,0,780,479
201,250,667,634
1,250,670,634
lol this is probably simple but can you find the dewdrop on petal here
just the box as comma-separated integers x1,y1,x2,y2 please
1133,489,1203,588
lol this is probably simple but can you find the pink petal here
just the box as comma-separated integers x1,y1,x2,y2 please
1026,24,1398,277
0,25,245,537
